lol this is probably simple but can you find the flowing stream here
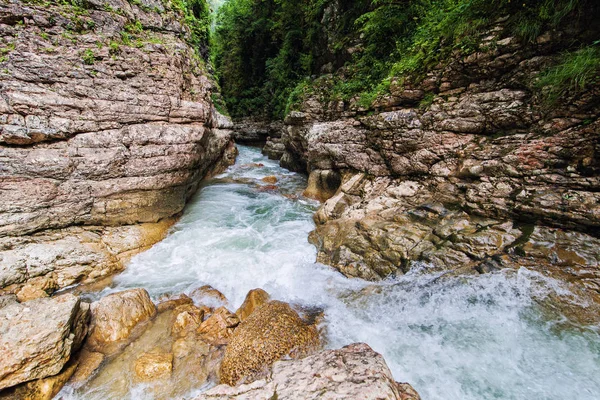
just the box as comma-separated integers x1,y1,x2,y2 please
63,145,600,400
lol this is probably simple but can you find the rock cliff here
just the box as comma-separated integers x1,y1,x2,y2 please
0,0,235,296
266,16,600,309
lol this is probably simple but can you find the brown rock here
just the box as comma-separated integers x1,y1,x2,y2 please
86,288,157,355
197,307,240,346
219,300,320,386
134,351,173,381
190,285,229,308
0,360,79,400
261,176,278,184
0,294,89,390
303,169,341,202
257,185,279,192
68,349,105,387
15,274,58,302
172,304,205,337
157,294,194,313
235,289,270,321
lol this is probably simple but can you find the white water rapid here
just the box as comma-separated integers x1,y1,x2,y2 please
63,145,600,400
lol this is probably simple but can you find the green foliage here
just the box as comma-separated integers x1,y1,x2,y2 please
170,0,211,54
536,44,600,103
109,41,120,54
82,48,96,65
213,0,594,118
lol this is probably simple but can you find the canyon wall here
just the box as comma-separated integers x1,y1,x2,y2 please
0,0,235,298
266,16,600,310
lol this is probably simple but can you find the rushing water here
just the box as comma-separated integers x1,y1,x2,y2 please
65,145,600,399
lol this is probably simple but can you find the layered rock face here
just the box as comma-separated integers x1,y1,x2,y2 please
269,20,600,301
0,0,235,296
198,343,420,400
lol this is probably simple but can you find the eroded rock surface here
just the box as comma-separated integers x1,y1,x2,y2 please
266,17,600,310
0,0,235,296
220,300,320,386
0,293,89,390
86,288,157,355
199,343,420,400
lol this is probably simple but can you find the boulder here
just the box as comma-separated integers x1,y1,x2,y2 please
190,285,229,308
198,343,420,400
156,294,194,313
172,304,206,337
219,300,320,386
85,288,157,355
235,289,270,321
0,360,79,400
197,307,240,345
0,294,89,390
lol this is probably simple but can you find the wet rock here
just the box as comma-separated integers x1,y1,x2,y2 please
198,343,420,400
197,307,240,346
303,169,342,202
0,360,79,400
134,351,173,381
190,285,229,309
86,288,157,355
68,350,105,387
157,294,194,313
0,294,89,390
261,176,278,184
172,304,205,337
257,185,279,192
235,289,270,321
219,300,320,386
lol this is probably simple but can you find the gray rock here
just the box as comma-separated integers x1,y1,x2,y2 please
0,294,89,390
197,343,420,400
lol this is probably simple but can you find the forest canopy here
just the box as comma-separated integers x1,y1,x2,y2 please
211,0,598,119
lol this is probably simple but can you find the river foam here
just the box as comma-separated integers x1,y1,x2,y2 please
67,145,600,399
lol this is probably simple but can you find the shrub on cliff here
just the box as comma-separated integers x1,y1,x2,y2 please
213,0,599,119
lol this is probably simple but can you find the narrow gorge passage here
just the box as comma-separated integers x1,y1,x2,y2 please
64,146,600,400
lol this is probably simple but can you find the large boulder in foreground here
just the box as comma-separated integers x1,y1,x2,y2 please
0,294,89,390
85,288,156,355
219,300,320,385
199,343,420,400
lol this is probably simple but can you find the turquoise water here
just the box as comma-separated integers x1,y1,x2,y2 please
65,145,600,399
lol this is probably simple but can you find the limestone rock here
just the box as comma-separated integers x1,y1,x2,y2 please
219,300,320,386
197,307,240,346
172,304,205,337
0,294,89,390
86,288,157,355
0,360,79,400
15,274,58,302
134,351,173,381
198,343,420,400
0,0,235,295
235,289,270,321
